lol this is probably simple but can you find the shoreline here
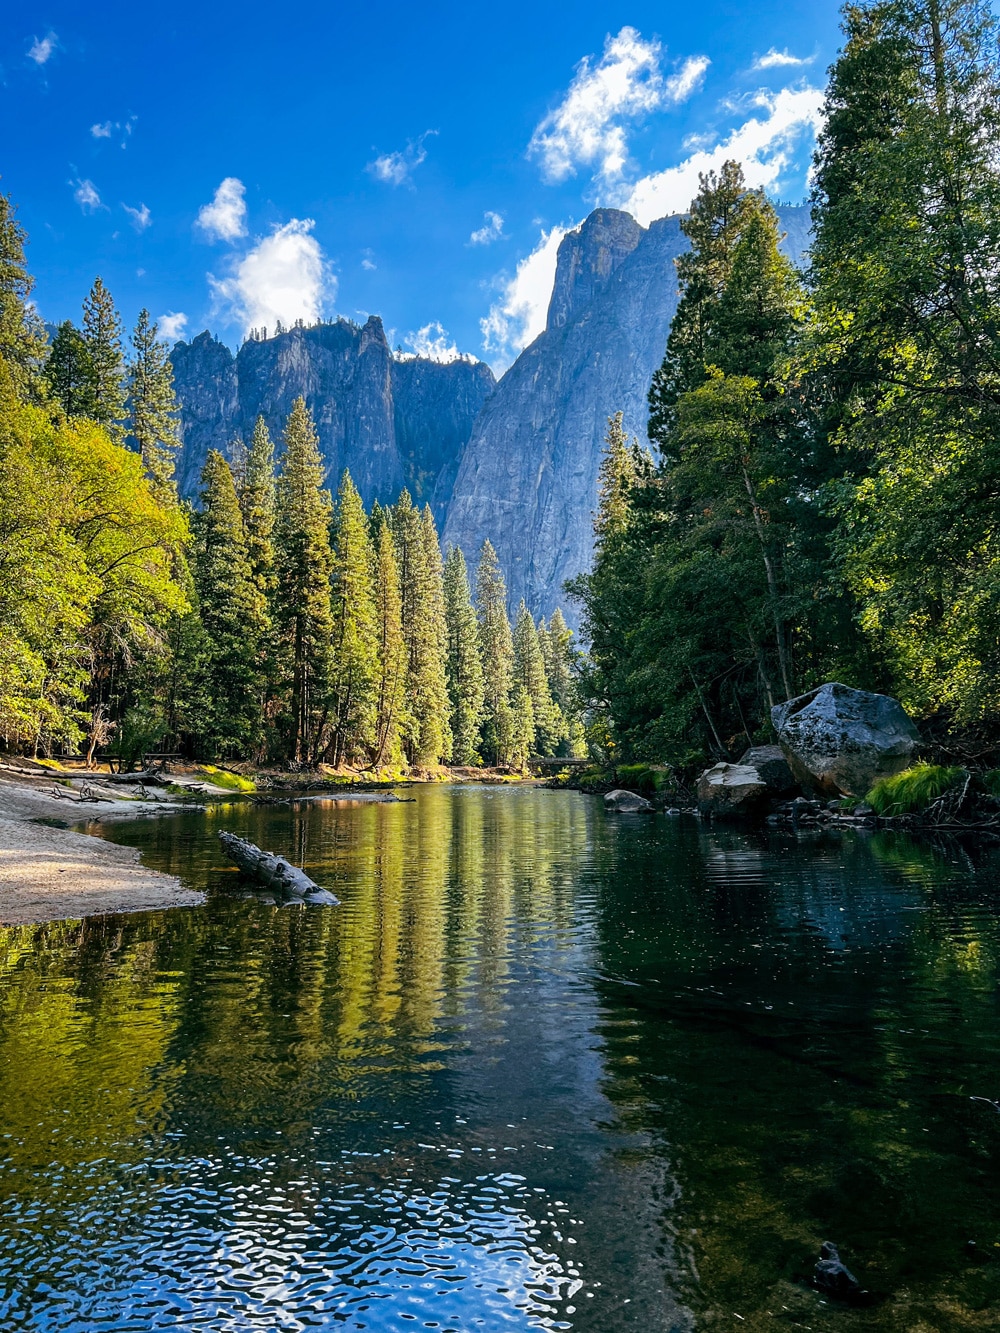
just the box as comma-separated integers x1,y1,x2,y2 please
0,771,205,927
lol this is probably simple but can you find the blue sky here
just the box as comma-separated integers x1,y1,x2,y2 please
3,1,843,370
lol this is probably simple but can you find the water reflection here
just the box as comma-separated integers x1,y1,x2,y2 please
0,790,998,1330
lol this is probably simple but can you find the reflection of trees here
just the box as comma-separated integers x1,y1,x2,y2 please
590,822,1000,1329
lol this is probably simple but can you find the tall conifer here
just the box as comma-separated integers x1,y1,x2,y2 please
475,539,515,767
373,518,408,767
193,451,265,755
0,191,46,391
128,309,180,494
443,545,484,764
417,506,453,764
513,601,563,756
274,397,334,763
81,278,125,440
328,471,380,766
46,322,96,417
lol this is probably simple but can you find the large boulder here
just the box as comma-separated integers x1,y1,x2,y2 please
772,682,919,797
697,763,769,818
604,789,653,813
737,745,797,794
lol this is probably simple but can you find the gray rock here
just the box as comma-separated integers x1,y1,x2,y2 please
737,744,796,794
170,320,495,516
696,763,769,818
772,682,920,798
444,204,810,621
603,788,654,813
814,1241,863,1300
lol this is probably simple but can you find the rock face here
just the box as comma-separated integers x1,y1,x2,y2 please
696,763,770,818
603,789,653,813
443,203,811,619
170,320,496,514
772,682,920,797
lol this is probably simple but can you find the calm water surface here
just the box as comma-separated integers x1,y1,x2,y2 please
1,786,999,1331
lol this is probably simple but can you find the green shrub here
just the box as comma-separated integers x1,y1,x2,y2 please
982,770,1000,797
866,763,966,816
615,763,676,796
198,765,255,793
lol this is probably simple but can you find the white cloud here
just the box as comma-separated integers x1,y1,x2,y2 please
529,26,682,185
480,224,571,366
157,312,188,342
72,179,104,213
367,133,434,187
396,321,475,364
754,48,814,70
196,177,248,242
209,218,332,334
122,202,151,231
28,32,57,65
469,210,505,246
91,121,113,138
619,85,824,225
665,55,710,103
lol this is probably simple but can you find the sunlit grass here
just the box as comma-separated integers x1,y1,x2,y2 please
866,763,966,816
197,765,256,793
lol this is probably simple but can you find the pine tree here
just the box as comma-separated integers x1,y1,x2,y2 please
81,278,125,441
443,544,485,764
128,309,180,494
372,517,408,767
327,470,380,767
241,417,277,600
192,450,264,755
475,539,515,766
509,684,535,772
647,161,754,447
46,321,97,417
594,412,645,546
389,492,451,764
0,191,46,391
542,608,585,756
513,600,563,756
274,397,334,763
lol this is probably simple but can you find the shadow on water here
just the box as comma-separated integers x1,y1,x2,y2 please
0,788,998,1330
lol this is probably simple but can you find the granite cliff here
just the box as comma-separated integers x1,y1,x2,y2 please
170,317,496,516
442,204,811,620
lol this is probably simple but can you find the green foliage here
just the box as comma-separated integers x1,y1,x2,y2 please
372,517,409,766
197,764,256,792
443,545,484,764
46,322,96,417
273,397,335,763
475,539,515,766
81,278,125,441
865,763,967,815
327,471,380,766
0,192,46,393
982,770,1000,798
192,450,266,757
513,601,563,756
127,309,180,495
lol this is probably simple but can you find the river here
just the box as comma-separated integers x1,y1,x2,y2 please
0,786,998,1330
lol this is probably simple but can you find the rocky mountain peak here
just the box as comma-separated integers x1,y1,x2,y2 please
546,208,644,331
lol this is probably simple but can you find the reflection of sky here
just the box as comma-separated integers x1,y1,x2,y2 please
1,1158,585,1330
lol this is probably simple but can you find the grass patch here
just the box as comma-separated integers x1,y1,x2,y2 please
198,765,256,793
866,763,966,816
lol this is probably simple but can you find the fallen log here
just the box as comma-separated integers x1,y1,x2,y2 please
218,831,340,905
105,770,162,785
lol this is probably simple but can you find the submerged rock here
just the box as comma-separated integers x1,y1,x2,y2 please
696,763,769,818
814,1241,863,1300
604,789,653,813
772,682,919,797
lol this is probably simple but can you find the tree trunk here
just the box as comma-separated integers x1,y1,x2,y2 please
218,831,340,904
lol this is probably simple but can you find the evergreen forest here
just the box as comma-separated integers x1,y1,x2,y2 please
0,227,581,770
571,0,1000,770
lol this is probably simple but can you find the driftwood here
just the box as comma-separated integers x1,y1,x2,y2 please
218,831,340,905
105,769,162,785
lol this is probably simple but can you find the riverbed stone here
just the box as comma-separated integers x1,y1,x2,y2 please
696,763,769,818
604,789,654,813
737,744,797,794
771,682,920,798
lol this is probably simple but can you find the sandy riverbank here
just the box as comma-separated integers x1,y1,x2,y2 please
0,770,205,926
